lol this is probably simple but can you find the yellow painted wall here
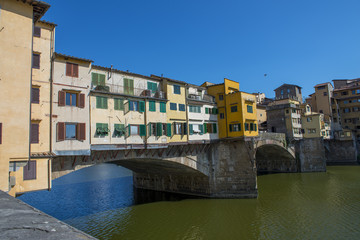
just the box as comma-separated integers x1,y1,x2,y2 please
224,78,239,94
165,80,187,143
240,92,258,137
0,0,33,192
207,84,227,138
226,92,244,137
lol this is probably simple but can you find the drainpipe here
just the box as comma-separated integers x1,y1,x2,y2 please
185,84,190,143
144,98,147,148
27,22,35,167
224,81,229,138
48,26,55,191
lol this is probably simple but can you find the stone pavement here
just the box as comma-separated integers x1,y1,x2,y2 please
0,190,97,240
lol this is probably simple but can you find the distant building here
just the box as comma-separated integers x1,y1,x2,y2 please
274,84,302,103
307,82,333,123
301,104,330,139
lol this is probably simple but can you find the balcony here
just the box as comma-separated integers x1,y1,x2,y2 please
187,93,215,103
91,83,166,100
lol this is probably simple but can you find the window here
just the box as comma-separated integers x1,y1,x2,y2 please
220,113,225,119
341,91,348,96
0,123,2,144
149,101,156,112
357,89,360,94
114,98,124,110
281,90,284,95
189,124,203,135
173,85,181,94
247,105,253,113
92,73,106,86
292,109,296,113
179,104,185,111
32,53,40,69
129,124,146,136
66,92,77,106
323,92,327,96
96,123,109,136
231,105,238,112
317,86,325,90
353,107,359,112
114,124,125,137
319,110,323,113
66,62,79,78
245,123,249,131
344,108,350,113
287,89,290,93
344,100,349,104
96,96,108,109
286,109,289,114
147,82,158,93
229,124,241,132
189,105,201,113
160,102,166,113
149,122,163,136
307,117,312,122
23,160,36,180
250,123,254,131
129,100,139,111
57,122,86,141
219,94,224,100
124,78,134,95
173,122,187,135
66,123,77,139
34,26,41,37
31,87,39,104
170,102,177,110
30,123,39,144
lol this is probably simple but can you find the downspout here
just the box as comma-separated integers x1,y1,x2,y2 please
185,84,190,143
224,81,229,138
144,97,147,148
48,26,55,191
27,22,35,167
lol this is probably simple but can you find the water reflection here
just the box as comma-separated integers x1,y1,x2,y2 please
19,164,360,240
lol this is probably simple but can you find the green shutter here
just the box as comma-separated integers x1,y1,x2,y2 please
189,124,193,135
148,123,152,136
213,124,217,133
166,123,172,137
160,102,166,113
96,96,101,108
99,74,105,86
199,124,204,135
92,73,99,85
129,79,134,95
103,97,108,109
254,124,257,131
229,124,233,132
149,101,156,112
156,122,162,136
114,98,124,110
205,108,209,114
140,124,146,136
204,123,207,133
139,101,145,112
128,124,131,136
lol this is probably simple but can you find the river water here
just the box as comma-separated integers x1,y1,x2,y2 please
19,164,360,240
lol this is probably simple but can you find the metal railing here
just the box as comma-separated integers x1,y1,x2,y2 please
187,93,215,103
92,83,166,99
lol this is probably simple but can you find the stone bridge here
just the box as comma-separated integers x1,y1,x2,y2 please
52,133,326,198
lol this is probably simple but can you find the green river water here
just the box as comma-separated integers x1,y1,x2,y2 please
62,166,360,240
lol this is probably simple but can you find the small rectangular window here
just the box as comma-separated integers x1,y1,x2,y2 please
149,101,156,112
129,101,139,111
179,104,185,111
92,73,106,86
65,123,77,139
30,123,39,144
31,87,40,104
96,96,108,109
170,102,177,110
220,113,225,119
247,105,253,113
66,62,79,78
231,106,237,112
96,123,109,137
114,98,124,110
124,78,134,95
147,82,158,93
33,53,40,69
66,92,77,106
23,160,36,180
34,26,41,37
173,85,181,94
160,102,166,113
219,94,224,100
130,125,139,135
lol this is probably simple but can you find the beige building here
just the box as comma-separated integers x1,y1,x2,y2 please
308,82,333,123
52,53,92,158
90,66,168,150
0,0,49,195
256,104,267,132
301,104,330,139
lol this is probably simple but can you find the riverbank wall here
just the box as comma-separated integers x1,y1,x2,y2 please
324,139,359,165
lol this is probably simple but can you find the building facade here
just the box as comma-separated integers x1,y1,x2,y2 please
274,84,302,103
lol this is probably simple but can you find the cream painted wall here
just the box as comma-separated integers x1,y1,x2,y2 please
0,0,33,191
52,58,91,154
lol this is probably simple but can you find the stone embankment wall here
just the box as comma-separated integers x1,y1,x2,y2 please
324,139,358,165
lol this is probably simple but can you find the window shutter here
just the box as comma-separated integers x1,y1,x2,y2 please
128,101,133,111
139,101,145,112
160,102,166,113
73,64,79,78
128,124,131,136
58,91,65,106
30,123,39,143
166,123,172,137
103,97,108,109
205,108,209,114
79,123,86,140
156,122,162,136
148,123,152,136
140,125,146,136
199,124,204,135
92,73,98,86
31,87,40,104
254,124,257,131
66,62,72,76
0,123,2,144
149,101,155,112
23,160,36,180
229,124,233,132
32,54,40,69
204,123,207,133
183,123,187,135
213,124,217,133
96,96,102,108
79,94,85,108
57,122,65,141
129,79,134,95
99,74,105,86
189,124,193,135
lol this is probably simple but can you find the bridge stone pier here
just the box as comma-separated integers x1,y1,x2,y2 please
51,133,331,199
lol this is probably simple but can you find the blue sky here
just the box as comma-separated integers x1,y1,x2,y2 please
43,0,360,98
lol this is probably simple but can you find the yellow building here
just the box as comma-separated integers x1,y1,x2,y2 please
204,78,258,139
152,75,188,144
0,0,49,195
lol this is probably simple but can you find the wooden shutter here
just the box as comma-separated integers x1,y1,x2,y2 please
58,91,65,106
77,123,86,140
183,123,187,135
34,26,41,37
189,124,193,135
66,62,72,76
139,101,145,113
92,73,98,85
31,87,40,104
30,123,39,144
99,74,105,86
140,125,146,136
79,93,85,108
57,122,65,141
205,108,209,114
156,122,162,136
160,102,166,113
166,123,172,137
213,124,217,133
204,123,207,134
23,160,36,180
0,123,2,144
33,54,40,69
73,64,79,77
